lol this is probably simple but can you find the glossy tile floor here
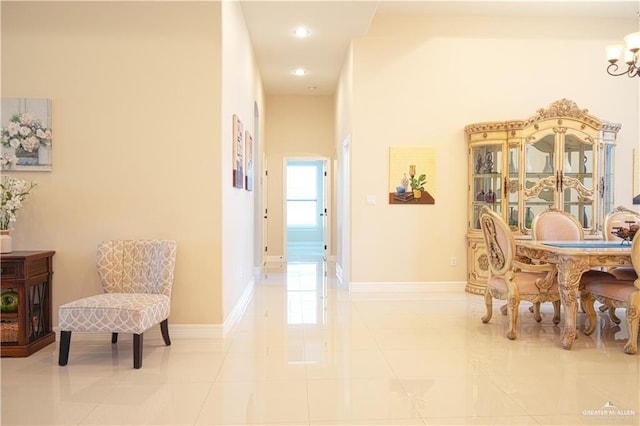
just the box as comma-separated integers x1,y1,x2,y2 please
2,260,639,425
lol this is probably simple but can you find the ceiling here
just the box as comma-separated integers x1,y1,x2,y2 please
240,0,639,95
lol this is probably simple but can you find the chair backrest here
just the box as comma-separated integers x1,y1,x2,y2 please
604,206,640,242
479,206,514,277
531,208,583,241
96,240,177,296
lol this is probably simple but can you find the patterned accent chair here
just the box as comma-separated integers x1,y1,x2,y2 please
604,206,640,281
580,233,640,354
58,240,177,369
479,206,561,340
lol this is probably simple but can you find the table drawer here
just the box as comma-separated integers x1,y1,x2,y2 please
0,261,23,280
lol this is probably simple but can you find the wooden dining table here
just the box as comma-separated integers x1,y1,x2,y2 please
515,240,633,350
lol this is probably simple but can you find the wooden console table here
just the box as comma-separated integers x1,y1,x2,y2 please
1,251,55,357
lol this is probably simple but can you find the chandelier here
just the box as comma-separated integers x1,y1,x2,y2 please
606,12,640,78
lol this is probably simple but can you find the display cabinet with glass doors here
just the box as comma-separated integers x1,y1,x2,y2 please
465,99,620,294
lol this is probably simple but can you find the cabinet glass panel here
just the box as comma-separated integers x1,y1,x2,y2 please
471,144,503,229
603,144,615,214
507,146,519,227
524,135,555,230
562,134,595,229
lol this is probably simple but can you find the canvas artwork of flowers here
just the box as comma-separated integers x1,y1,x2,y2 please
1,112,52,169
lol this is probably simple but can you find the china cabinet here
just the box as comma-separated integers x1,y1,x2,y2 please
465,99,620,294
0,251,55,356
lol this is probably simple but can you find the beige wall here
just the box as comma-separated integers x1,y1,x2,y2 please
265,95,336,259
1,1,263,326
221,0,265,320
346,13,639,284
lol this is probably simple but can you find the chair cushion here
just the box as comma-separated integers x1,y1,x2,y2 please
609,266,638,281
488,271,559,296
58,293,170,334
584,280,637,301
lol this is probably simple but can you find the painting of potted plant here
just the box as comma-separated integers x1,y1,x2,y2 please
388,147,435,205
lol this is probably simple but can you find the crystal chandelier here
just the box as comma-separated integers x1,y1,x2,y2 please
606,12,640,78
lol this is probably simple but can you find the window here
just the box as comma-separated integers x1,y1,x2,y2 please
287,164,318,227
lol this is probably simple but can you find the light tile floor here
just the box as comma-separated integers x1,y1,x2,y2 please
1,261,639,425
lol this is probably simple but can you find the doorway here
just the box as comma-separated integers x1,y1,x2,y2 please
284,158,328,262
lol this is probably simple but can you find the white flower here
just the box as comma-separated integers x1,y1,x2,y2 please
1,113,52,152
0,153,17,168
0,176,37,230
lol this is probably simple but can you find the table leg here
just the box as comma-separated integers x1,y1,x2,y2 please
556,256,590,350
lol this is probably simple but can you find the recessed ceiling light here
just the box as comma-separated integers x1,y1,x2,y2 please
293,27,310,38
308,86,318,91
292,68,307,76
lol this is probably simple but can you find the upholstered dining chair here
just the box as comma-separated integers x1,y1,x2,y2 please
479,206,561,340
604,206,640,281
58,240,177,369
581,233,640,354
530,207,616,313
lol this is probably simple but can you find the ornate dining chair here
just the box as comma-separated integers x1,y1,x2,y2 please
581,233,640,354
603,206,640,280
479,206,561,340
58,240,177,369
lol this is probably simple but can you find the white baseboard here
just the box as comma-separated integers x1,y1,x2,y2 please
222,276,255,336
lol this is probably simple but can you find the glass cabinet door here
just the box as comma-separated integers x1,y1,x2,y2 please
523,134,556,230
471,143,504,230
561,133,595,230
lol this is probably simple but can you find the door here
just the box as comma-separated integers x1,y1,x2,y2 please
284,158,328,262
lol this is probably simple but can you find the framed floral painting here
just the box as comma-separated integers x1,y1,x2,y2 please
232,114,244,189
1,98,52,172
245,130,254,191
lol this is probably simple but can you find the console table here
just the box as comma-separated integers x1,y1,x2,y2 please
1,251,55,357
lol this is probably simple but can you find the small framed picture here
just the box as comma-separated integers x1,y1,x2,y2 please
245,130,254,191
1,98,52,172
232,114,244,189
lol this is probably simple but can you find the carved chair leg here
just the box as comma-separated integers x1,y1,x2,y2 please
112,333,118,344
581,291,597,335
623,293,640,355
481,289,493,324
506,298,519,340
59,331,72,366
160,319,171,346
133,333,143,369
552,300,561,325
532,302,542,322
608,307,621,324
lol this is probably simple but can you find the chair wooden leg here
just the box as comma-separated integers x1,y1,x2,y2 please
160,319,171,346
111,333,118,344
481,288,493,323
133,333,143,369
552,300,561,325
624,292,640,355
532,302,542,322
506,298,520,340
58,331,71,366
581,290,597,335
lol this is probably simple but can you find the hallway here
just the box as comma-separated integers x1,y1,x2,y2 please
1,261,639,425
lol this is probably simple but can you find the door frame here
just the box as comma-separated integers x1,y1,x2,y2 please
282,156,331,262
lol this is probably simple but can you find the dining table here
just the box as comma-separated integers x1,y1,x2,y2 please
514,239,633,350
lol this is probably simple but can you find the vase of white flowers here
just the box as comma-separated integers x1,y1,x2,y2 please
1,113,52,167
1,175,37,253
